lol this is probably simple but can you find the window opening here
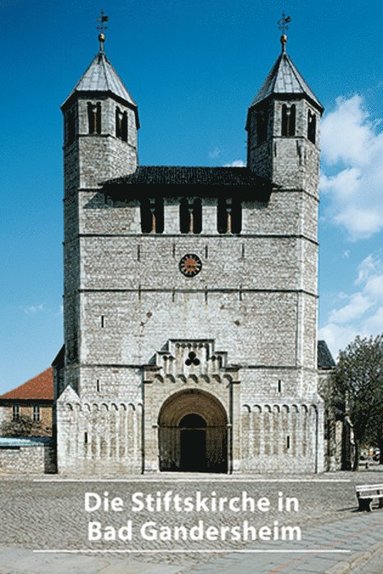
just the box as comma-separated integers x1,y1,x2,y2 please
33,405,40,422
12,404,20,422
116,107,128,141
140,198,164,233
180,198,202,234
217,198,241,234
308,110,316,144
281,104,296,136
185,351,200,366
87,102,101,134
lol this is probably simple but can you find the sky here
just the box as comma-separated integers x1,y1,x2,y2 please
0,0,382,394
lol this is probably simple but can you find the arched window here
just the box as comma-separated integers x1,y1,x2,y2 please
180,198,202,234
140,198,164,233
116,107,128,142
308,110,316,144
217,198,242,234
87,102,101,134
281,104,296,136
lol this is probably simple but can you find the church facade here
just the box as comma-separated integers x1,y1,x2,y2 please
56,32,325,474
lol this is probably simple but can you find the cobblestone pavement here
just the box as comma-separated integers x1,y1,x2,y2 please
0,467,382,573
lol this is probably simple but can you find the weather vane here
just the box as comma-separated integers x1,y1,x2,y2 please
97,10,109,51
278,12,291,52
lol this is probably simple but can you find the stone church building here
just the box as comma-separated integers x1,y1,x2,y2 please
55,31,325,474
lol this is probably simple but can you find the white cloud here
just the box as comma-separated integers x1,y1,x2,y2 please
224,160,246,167
208,147,221,159
321,95,383,239
328,292,372,324
320,253,383,357
22,303,45,315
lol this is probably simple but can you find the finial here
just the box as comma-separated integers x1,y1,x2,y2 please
278,13,291,53
97,10,109,52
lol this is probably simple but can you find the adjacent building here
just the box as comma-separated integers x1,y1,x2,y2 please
0,368,54,436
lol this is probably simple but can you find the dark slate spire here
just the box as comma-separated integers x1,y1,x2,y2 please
63,50,137,109
250,45,323,112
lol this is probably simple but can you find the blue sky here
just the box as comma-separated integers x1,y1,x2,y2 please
1,0,382,393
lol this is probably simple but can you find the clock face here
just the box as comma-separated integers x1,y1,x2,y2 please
179,253,202,277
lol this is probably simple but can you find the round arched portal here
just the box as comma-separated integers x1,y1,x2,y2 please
158,390,228,473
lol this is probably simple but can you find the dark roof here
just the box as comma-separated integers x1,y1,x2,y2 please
318,340,336,370
52,345,65,369
250,51,323,112
0,368,54,401
63,51,137,106
103,167,272,200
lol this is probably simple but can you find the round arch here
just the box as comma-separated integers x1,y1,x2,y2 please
158,389,228,473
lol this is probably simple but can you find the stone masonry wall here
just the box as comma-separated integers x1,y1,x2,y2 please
0,444,55,474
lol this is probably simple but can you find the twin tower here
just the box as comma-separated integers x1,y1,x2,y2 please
56,33,324,474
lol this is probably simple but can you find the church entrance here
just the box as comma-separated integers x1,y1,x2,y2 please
180,414,207,471
158,389,228,473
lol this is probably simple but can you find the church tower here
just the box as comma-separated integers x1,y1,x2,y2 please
246,33,323,197
56,24,325,475
59,31,139,392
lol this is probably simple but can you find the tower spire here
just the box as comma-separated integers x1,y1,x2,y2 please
278,12,291,53
97,10,109,52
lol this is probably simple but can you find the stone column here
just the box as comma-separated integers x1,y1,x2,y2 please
230,379,241,473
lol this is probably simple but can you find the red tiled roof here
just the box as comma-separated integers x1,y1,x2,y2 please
0,368,54,401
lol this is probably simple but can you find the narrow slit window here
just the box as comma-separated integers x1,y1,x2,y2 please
88,102,102,134
180,198,190,233
217,198,228,234
140,198,152,233
231,199,242,234
154,198,164,233
116,107,128,142
281,104,296,136
308,110,316,144
193,198,202,234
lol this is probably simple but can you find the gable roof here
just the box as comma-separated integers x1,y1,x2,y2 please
103,166,273,201
318,340,336,370
0,368,54,401
105,166,268,187
250,51,323,112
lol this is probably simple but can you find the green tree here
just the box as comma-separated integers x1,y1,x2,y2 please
332,334,383,471
0,414,50,438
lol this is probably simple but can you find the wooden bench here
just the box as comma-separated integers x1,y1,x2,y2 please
355,484,383,511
